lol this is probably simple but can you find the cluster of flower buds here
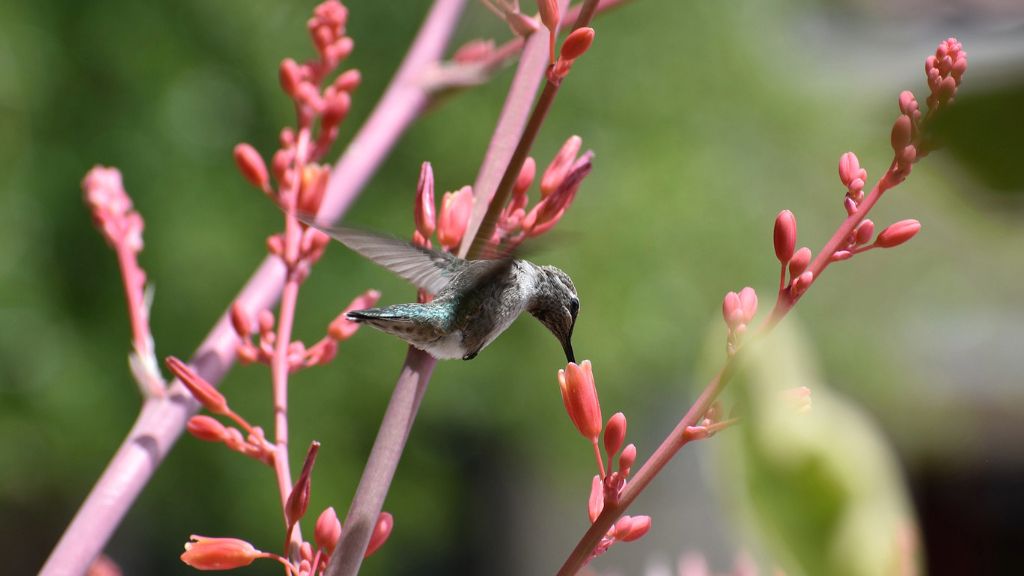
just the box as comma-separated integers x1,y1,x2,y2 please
232,0,360,272
925,38,967,114
721,287,758,354
409,161,476,256
83,166,144,255
491,135,593,250
165,356,276,464
551,27,595,83
557,361,652,559
176,428,392,574
82,166,165,396
230,290,379,368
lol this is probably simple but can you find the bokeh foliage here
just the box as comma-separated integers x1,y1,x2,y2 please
1,0,1021,574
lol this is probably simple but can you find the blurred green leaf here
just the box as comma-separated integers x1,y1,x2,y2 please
712,323,919,576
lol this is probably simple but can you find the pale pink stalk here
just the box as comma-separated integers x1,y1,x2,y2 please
41,4,466,574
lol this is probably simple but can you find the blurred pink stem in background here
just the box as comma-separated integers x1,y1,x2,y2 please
40,2,464,573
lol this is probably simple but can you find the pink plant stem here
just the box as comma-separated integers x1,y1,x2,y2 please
40,3,467,573
114,243,162,397
464,0,599,257
764,163,896,329
273,126,313,557
557,162,904,576
328,1,609,573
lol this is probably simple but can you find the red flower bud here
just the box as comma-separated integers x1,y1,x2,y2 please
230,302,250,337
315,506,342,555
588,474,604,522
187,415,228,443
618,443,636,474
788,247,812,279
604,412,627,462
233,143,269,190
560,27,595,62
891,115,913,153
437,186,474,251
181,536,263,570
414,162,436,239
773,210,797,264
285,441,320,527
364,512,394,558
617,515,652,542
166,356,228,415
875,219,921,248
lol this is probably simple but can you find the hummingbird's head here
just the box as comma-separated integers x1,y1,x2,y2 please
529,265,579,363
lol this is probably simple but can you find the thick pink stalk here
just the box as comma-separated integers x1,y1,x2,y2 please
40,3,466,573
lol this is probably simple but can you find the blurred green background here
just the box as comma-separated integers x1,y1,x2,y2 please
2,0,1023,574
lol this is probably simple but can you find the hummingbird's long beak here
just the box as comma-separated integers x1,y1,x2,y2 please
561,317,577,363
562,339,575,364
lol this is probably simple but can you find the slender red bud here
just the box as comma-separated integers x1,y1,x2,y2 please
364,512,394,558
166,356,228,414
181,536,262,570
560,27,595,62
618,443,636,474
773,210,797,264
415,162,436,238
604,412,627,463
875,219,921,248
788,247,812,279
285,441,320,526
315,507,342,556
233,144,269,190
187,415,228,443
588,475,604,522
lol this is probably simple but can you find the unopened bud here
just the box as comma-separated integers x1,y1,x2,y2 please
187,415,228,443
166,356,228,414
891,115,913,153
364,512,394,558
773,210,797,264
233,144,269,190
788,247,812,279
875,219,921,248
315,507,342,555
560,27,594,62
604,412,627,462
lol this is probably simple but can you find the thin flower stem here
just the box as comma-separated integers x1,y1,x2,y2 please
557,158,907,576
465,0,600,258
591,439,606,479
41,3,468,573
330,0,610,572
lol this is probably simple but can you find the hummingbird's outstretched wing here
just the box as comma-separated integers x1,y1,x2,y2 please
302,221,466,295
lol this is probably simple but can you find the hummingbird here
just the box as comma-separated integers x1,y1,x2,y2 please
311,224,579,362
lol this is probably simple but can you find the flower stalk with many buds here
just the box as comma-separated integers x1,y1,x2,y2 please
556,38,967,575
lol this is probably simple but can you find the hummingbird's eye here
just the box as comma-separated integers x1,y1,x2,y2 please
568,298,579,317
